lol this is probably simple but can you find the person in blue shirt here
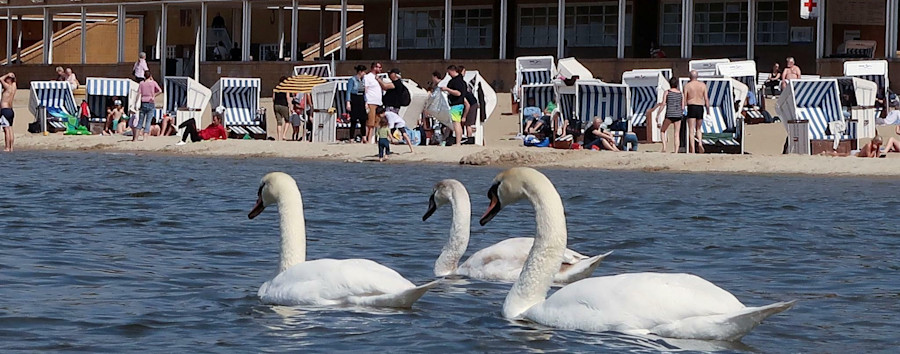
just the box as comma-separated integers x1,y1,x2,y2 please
345,65,367,142
522,98,543,134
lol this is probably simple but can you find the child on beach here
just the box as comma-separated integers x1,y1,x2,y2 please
375,109,395,162
289,99,304,141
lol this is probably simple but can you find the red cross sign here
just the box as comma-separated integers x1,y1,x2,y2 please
800,0,819,19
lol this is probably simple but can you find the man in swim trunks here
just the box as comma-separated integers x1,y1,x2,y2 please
442,65,466,146
683,70,709,154
781,57,801,90
0,72,16,152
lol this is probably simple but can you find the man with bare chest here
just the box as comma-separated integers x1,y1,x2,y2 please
683,70,709,153
0,72,16,152
781,57,801,90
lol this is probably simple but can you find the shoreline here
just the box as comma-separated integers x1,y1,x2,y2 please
10,134,900,178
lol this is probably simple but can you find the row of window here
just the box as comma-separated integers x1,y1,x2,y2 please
397,0,789,49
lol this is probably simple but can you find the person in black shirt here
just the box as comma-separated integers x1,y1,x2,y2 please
380,68,408,113
273,76,290,141
583,117,619,151
442,65,466,146
230,42,241,61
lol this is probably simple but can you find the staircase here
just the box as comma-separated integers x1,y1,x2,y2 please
302,20,364,61
2,18,139,65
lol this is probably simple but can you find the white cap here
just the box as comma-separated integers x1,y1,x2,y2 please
215,106,226,115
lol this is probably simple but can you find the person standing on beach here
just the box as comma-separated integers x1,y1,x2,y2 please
442,65,466,146
135,71,162,142
380,68,408,114
345,65,367,142
363,62,384,144
781,57,801,90
273,76,290,141
374,108,394,162
683,70,709,154
659,76,684,153
133,52,149,82
1,72,17,152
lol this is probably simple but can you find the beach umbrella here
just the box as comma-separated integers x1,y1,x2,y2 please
273,74,327,94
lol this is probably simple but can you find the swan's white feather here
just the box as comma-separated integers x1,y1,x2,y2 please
259,258,417,306
456,237,589,283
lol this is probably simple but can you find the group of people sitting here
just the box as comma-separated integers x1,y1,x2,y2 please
520,97,637,151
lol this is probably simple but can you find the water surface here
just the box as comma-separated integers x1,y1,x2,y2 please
0,152,897,352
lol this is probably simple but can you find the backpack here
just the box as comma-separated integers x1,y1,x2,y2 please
398,81,411,107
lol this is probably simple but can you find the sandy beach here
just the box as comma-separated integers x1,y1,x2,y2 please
6,93,900,177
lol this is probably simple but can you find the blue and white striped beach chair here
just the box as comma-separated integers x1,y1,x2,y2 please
514,56,556,104
293,64,332,78
164,76,211,134
777,79,857,154
85,78,139,128
520,84,555,135
678,78,746,154
29,81,77,132
211,77,265,139
623,70,670,143
576,80,632,147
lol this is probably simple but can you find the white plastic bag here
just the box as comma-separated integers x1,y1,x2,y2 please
425,90,452,127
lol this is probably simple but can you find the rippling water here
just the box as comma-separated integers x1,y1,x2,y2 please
1,151,898,352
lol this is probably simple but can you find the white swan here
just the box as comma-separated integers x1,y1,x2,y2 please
423,179,610,284
479,167,794,341
249,172,437,308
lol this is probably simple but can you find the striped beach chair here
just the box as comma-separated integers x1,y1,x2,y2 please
844,60,888,117
164,76,211,134
85,78,138,126
29,81,77,132
211,77,265,139
514,56,556,104
623,70,670,142
520,84,555,135
293,64,332,78
678,78,746,154
576,80,632,147
777,79,857,154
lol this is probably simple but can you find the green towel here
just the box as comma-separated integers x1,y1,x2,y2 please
243,134,252,140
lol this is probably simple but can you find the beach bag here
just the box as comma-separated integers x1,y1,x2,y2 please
409,128,421,145
399,85,411,107
425,90,452,126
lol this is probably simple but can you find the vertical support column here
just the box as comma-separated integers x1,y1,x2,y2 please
81,7,87,64
444,0,452,60
340,0,348,61
499,0,507,60
557,0,565,60
278,6,285,60
242,0,251,61
194,9,201,81
42,8,52,65
16,15,22,63
747,0,755,60
200,2,208,61
318,5,325,60
887,0,898,58
816,0,825,59
617,0,625,59
118,5,126,63
681,0,693,59
161,2,168,79
290,0,298,61
391,0,398,60
6,9,12,66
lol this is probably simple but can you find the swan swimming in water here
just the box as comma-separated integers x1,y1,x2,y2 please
249,172,437,308
479,167,794,341
423,179,610,283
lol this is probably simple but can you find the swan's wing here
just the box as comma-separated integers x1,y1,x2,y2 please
259,258,417,306
457,238,533,281
524,273,752,338
459,237,600,282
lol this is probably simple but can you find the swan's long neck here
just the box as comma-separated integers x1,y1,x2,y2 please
502,177,567,318
434,185,471,276
277,189,307,273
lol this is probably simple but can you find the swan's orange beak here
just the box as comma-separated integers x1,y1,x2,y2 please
423,194,437,221
480,183,501,226
248,184,266,219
